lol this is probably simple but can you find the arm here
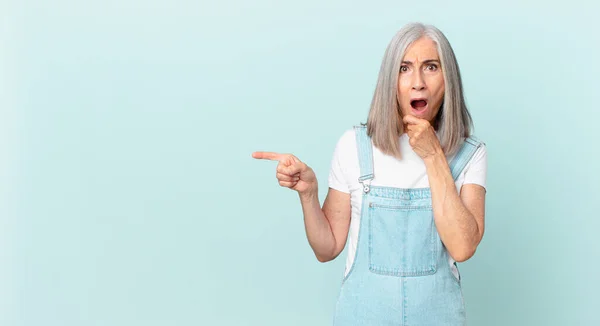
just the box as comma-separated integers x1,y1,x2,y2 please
423,153,486,262
403,115,486,262
299,187,351,262
252,151,351,262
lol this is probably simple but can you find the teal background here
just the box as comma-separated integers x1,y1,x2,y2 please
2,0,599,325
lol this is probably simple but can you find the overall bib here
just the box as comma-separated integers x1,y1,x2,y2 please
333,125,482,326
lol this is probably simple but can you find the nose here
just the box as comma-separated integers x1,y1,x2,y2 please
412,71,426,91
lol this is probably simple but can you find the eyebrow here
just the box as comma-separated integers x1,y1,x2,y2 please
401,59,441,65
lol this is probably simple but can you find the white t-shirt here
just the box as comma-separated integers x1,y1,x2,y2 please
327,128,488,277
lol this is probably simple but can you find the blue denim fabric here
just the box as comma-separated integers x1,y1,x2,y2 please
333,125,482,326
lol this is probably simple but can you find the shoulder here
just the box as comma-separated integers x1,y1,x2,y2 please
465,135,487,162
334,127,360,151
452,134,486,161
330,126,363,165
461,135,487,178
465,134,486,148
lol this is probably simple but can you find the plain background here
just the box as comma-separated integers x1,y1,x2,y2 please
2,0,599,325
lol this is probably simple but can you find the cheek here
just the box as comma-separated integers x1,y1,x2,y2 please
436,86,445,101
432,79,445,102
397,77,412,97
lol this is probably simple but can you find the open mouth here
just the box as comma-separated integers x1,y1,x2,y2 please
410,99,428,112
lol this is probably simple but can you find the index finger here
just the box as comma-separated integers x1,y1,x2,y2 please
402,114,422,125
252,151,284,161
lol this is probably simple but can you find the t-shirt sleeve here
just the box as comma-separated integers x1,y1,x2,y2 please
462,143,488,189
327,131,352,194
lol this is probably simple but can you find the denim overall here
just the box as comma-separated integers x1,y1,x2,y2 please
333,125,482,326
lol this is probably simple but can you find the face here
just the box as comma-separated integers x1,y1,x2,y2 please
397,37,445,126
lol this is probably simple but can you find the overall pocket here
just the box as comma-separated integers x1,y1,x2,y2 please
367,202,438,276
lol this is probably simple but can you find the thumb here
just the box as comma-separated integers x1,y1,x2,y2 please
284,161,305,175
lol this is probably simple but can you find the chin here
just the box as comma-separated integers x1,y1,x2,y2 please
402,108,428,118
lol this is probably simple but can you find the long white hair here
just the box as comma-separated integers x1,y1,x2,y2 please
366,22,473,158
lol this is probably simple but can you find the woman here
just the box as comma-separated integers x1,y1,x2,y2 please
253,22,487,325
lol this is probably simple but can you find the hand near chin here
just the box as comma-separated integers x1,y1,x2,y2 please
403,114,443,160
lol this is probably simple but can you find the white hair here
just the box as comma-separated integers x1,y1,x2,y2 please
366,22,473,158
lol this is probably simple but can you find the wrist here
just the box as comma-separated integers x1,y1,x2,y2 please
423,148,446,166
299,184,318,201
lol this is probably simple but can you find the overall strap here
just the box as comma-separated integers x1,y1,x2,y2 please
448,136,483,181
354,125,374,193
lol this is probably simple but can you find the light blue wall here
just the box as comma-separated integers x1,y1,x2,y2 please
2,0,599,325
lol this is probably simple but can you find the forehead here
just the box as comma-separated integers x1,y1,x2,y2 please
403,37,439,60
